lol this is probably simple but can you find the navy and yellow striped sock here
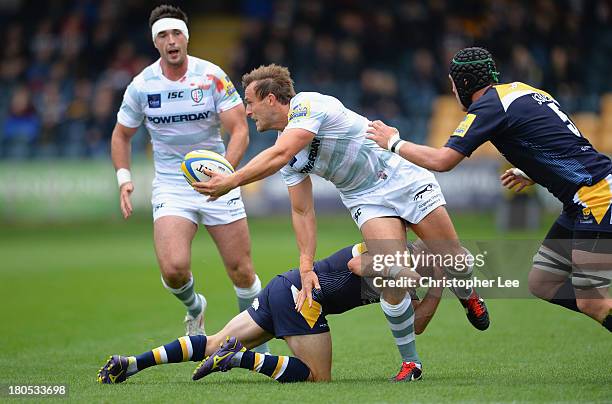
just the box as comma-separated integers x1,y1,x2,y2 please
127,335,207,376
229,351,310,383
381,295,420,365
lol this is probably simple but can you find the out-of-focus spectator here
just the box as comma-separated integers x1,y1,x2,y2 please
86,85,116,158
2,86,40,158
36,82,66,155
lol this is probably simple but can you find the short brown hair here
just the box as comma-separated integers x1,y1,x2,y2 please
241,64,296,105
149,4,188,28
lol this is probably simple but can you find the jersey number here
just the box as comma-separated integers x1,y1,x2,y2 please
547,102,581,137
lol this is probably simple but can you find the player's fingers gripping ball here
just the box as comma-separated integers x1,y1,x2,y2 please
181,150,234,185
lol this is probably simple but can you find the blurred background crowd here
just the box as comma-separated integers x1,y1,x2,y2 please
0,0,610,160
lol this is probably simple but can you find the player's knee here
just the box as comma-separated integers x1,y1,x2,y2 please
226,259,255,286
527,268,546,298
528,268,560,300
161,264,191,286
160,254,190,274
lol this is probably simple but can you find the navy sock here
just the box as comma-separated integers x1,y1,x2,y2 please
133,335,207,373
549,278,580,313
233,350,310,383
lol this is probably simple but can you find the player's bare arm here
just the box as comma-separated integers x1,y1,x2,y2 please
110,123,139,219
366,120,465,172
287,177,320,312
218,104,249,168
192,128,315,198
500,168,535,192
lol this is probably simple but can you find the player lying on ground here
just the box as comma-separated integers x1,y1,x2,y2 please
98,240,476,383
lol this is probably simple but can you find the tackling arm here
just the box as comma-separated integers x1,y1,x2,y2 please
366,120,465,172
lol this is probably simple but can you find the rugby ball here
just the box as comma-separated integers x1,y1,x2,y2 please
181,150,234,185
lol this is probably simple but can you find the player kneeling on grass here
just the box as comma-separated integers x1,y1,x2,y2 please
99,241,459,383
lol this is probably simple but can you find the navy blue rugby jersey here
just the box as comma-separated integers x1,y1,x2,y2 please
280,246,380,315
445,82,612,209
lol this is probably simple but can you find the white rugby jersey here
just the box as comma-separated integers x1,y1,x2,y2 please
117,56,242,184
280,92,402,197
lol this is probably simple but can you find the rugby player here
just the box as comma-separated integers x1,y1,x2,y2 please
98,241,447,383
191,65,490,370
110,4,269,351
367,47,612,331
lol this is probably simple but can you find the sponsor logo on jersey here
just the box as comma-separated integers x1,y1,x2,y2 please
223,76,237,97
251,298,259,310
452,113,476,137
288,101,311,122
205,74,237,98
191,88,204,103
531,92,553,105
147,111,212,124
148,94,161,108
299,137,321,173
167,91,184,100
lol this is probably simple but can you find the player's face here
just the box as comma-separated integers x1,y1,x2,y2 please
154,29,188,67
449,75,467,112
244,82,277,132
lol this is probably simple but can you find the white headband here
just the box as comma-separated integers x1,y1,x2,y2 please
151,18,189,41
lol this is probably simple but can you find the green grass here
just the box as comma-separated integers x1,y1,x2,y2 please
0,213,610,403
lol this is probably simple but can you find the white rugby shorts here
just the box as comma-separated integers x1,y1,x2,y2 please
152,182,246,226
342,162,446,229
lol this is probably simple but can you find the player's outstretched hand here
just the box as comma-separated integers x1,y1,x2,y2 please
366,120,398,150
191,169,236,201
500,168,535,192
296,271,320,312
119,182,134,219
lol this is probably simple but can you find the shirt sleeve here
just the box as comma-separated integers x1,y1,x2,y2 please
280,164,309,187
206,65,242,114
116,80,144,128
445,98,506,157
284,95,325,134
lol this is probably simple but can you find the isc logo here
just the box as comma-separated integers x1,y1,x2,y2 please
168,91,184,99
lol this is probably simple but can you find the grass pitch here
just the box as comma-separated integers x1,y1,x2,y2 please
1,213,610,403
